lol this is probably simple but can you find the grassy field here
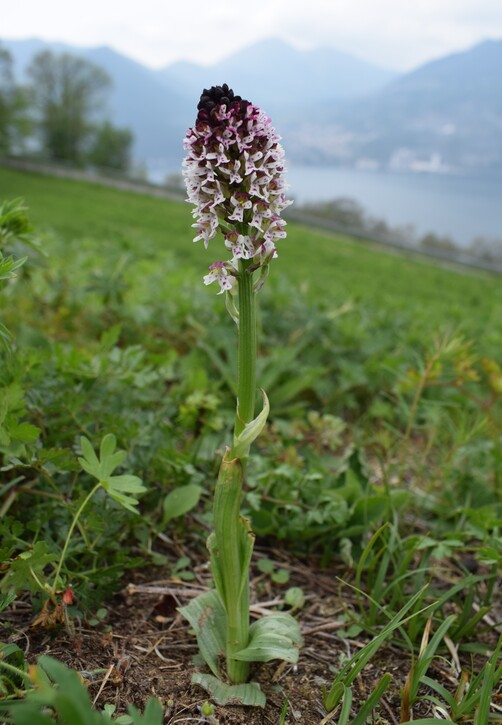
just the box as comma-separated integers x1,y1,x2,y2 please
1,165,501,351
0,166,501,723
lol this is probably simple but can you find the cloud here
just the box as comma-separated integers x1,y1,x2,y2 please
277,0,502,68
2,0,502,71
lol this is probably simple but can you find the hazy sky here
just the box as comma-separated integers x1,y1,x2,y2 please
3,0,502,71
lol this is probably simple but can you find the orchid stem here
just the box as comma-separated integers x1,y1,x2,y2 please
234,259,257,442
212,259,258,683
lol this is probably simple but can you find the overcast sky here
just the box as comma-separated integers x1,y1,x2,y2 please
3,0,502,71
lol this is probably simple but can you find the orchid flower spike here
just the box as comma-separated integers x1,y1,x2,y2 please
182,84,292,293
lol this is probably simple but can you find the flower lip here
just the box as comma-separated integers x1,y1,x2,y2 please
197,83,249,124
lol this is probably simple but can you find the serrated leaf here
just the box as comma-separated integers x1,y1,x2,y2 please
233,612,302,663
0,541,57,594
78,436,145,514
10,422,41,443
163,483,202,524
191,673,265,707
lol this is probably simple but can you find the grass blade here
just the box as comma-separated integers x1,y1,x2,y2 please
351,673,392,725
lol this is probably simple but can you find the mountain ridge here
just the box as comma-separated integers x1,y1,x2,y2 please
2,36,501,176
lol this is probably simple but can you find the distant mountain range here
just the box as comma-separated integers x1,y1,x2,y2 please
2,36,502,176
289,39,502,176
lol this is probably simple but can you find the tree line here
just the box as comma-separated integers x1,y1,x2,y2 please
0,46,133,172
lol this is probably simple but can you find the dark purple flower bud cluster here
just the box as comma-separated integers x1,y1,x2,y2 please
182,84,292,293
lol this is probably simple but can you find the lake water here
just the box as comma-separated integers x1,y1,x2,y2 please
285,166,502,248
148,162,502,248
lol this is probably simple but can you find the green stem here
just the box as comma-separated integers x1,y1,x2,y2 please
234,259,256,439
51,482,101,594
211,260,258,683
0,659,31,683
212,457,252,684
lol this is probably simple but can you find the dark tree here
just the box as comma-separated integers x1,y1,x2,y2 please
88,121,133,172
0,46,29,155
27,51,111,164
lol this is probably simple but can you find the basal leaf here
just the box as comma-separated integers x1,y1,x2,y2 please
179,590,226,678
233,612,302,663
191,673,265,707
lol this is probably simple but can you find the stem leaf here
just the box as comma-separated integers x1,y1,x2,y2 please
232,388,269,459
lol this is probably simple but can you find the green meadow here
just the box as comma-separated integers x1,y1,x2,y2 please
0,166,500,722
1,166,501,348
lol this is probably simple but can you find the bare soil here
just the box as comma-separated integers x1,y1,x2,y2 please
2,544,500,724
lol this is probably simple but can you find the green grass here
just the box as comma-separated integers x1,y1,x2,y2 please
1,166,501,352
1,167,501,723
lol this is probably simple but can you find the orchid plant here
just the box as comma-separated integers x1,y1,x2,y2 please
179,85,301,706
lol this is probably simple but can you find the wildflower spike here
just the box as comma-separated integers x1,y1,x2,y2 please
182,84,292,292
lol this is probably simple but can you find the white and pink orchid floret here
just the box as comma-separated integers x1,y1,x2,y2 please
182,84,292,293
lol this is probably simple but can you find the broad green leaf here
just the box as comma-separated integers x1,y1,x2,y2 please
163,483,203,524
233,612,302,663
191,673,265,707
179,590,226,678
